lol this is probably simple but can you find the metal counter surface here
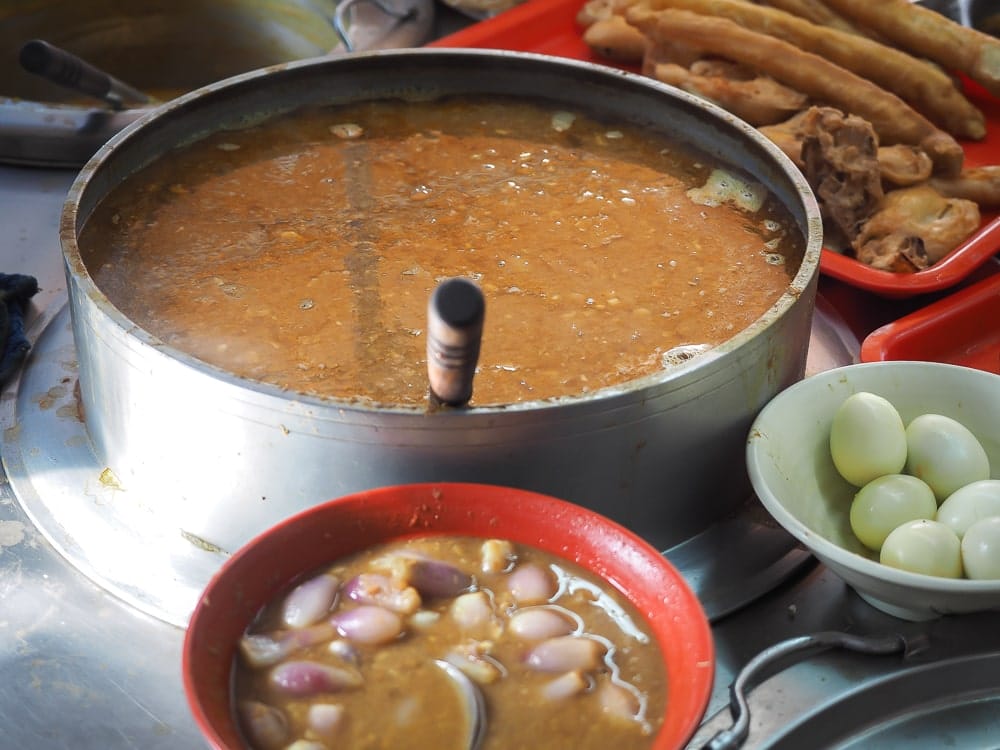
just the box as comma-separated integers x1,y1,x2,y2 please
3,163,1000,749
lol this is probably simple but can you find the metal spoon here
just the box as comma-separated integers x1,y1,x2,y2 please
434,659,487,750
18,39,152,110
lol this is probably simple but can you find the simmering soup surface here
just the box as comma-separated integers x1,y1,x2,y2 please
80,95,804,405
233,535,667,750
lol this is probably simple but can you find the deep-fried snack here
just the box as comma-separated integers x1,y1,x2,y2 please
853,231,929,272
929,166,1000,208
576,0,639,26
641,39,704,74
878,145,933,188
759,0,871,37
761,112,935,187
651,61,808,126
797,107,884,249
625,7,965,175
582,15,648,62
758,110,810,167
640,0,985,139
854,185,981,267
823,0,1000,98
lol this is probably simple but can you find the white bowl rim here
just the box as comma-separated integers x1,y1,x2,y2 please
747,360,1000,595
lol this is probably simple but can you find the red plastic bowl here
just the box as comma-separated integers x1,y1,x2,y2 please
182,482,715,750
861,270,1000,373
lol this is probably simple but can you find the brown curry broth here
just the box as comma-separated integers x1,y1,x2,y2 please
80,96,803,406
235,536,667,750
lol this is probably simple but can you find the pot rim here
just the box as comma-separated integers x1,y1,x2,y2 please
60,47,823,415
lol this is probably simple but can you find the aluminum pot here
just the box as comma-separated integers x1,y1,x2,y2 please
61,48,823,556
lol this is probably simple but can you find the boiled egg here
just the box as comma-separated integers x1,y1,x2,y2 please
935,479,1000,539
961,516,1000,580
905,414,990,501
880,519,963,578
849,474,937,552
829,392,907,487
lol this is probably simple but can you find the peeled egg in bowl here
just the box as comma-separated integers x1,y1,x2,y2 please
905,413,991,501
962,517,1000,580
880,519,963,579
849,474,937,552
936,480,1000,538
829,391,907,487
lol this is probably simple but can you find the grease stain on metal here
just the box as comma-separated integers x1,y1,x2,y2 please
180,530,227,555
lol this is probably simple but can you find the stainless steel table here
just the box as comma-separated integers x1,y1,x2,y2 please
3,123,1000,750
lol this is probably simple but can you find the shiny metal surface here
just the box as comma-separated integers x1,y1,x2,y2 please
6,164,1000,750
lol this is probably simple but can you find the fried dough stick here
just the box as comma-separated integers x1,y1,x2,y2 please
640,0,985,140
760,0,869,37
823,0,1000,98
626,7,965,175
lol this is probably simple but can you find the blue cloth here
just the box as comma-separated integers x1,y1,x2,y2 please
0,273,39,387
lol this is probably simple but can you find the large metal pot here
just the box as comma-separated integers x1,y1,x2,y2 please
61,49,823,556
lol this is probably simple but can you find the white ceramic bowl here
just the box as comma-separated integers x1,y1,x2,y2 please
747,361,1000,621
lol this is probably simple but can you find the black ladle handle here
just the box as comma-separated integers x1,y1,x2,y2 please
18,39,151,109
427,278,485,408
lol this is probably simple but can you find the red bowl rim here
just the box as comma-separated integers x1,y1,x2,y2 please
181,482,715,750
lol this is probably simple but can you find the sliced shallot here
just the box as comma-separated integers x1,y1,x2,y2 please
240,622,336,668
597,680,642,723
508,607,575,641
269,660,363,697
507,563,556,604
281,573,340,628
406,558,474,599
525,635,605,673
449,591,495,633
238,700,288,749
307,703,346,739
541,670,590,701
331,605,403,645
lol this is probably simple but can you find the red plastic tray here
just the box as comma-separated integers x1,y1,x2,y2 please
433,0,1000,298
860,268,1000,373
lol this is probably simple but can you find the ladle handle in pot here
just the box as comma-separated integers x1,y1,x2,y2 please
18,39,151,109
427,277,485,408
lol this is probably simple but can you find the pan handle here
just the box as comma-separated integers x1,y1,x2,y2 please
701,630,929,750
